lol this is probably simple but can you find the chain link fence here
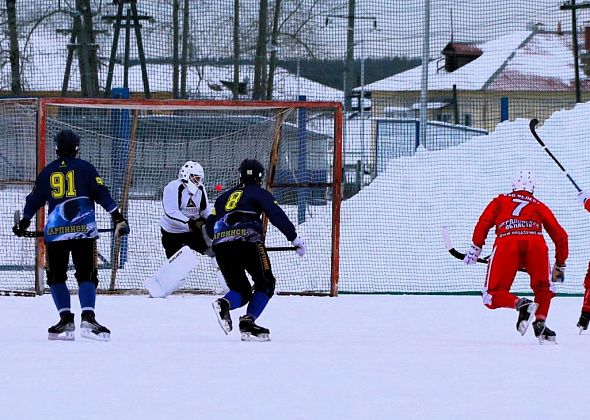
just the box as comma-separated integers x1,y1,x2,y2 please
2,0,590,293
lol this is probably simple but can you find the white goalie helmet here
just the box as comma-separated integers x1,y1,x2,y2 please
178,161,204,194
511,169,535,193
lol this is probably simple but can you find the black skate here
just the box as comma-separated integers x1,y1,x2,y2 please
577,312,590,334
212,298,232,334
515,298,538,336
80,311,111,341
48,312,75,341
239,315,270,342
532,320,556,344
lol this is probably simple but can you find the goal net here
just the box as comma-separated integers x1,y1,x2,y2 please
1,98,342,296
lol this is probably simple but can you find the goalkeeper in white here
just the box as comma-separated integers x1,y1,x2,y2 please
159,161,212,258
144,161,223,297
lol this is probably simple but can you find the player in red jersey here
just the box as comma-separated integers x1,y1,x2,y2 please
575,190,590,332
464,170,568,343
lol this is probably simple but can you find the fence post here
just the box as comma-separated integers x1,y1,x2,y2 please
110,87,130,267
297,95,308,224
500,97,509,122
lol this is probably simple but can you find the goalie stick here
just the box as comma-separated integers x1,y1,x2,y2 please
442,227,527,272
529,118,581,192
13,210,113,237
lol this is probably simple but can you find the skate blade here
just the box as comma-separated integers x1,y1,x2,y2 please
579,326,586,335
48,331,75,341
538,336,557,345
212,301,231,335
518,303,539,336
80,329,110,342
240,332,271,342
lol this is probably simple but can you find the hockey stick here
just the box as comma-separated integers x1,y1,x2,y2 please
529,118,581,192
442,226,490,264
13,210,114,237
267,246,297,251
0,289,36,297
442,227,527,272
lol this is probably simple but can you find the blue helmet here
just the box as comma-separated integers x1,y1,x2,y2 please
55,129,80,158
239,158,264,185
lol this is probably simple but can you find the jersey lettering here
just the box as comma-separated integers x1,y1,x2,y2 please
511,198,529,216
224,190,243,211
50,170,77,199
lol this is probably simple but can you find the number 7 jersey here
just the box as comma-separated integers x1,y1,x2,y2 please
471,191,568,265
22,157,117,242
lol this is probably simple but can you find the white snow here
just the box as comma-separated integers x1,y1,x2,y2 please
0,293,586,420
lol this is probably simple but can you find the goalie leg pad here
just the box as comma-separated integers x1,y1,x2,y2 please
145,246,199,298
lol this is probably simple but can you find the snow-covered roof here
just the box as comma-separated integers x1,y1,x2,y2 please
360,30,587,92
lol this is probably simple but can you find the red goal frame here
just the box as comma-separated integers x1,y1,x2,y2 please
37,97,343,296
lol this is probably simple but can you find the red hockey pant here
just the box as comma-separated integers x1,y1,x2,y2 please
482,237,554,320
582,261,590,313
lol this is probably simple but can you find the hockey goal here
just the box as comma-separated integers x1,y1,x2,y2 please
1,97,343,296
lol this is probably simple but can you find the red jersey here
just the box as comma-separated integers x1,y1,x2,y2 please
472,191,568,265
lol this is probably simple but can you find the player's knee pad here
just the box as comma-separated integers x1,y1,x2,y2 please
253,271,276,298
75,268,98,287
46,271,68,286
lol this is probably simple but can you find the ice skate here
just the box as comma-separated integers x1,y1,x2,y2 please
212,298,232,334
532,320,557,344
239,315,270,342
515,298,538,336
48,312,75,341
577,312,590,334
80,311,111,341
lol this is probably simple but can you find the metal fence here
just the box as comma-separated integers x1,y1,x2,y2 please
2,1,590,294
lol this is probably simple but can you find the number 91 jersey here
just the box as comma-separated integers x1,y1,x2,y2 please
23,157,117,242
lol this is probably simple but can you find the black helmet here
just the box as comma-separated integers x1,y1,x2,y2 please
55,129,80,158
239,158,264,185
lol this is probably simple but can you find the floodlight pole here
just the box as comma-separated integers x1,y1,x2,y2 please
560,0,590,103
419,0,431,150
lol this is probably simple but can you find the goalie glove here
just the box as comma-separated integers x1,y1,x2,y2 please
292,236,306,257
12,218,30,237
463,244,482,265
551,263,566,283
111,210,130,237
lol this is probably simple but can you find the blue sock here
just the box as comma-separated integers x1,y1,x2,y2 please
223,290,246,309
50,283,71,313
246,291,270,320
78,281,96,312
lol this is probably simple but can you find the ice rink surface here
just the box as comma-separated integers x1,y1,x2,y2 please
0,294,586,420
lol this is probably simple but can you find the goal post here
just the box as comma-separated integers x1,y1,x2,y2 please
1,97,343,296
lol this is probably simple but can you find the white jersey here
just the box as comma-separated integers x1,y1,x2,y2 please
159,179,211,233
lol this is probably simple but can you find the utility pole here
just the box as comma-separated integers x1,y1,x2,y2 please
560,0,590,103
102,0,152,98
58,0,106,97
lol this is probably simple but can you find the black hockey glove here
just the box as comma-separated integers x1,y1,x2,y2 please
111,210,130,237
12,218,31,237
188,218,206,232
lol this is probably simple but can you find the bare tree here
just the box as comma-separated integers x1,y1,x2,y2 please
252,0,268,99
6,0,21,95
265,0,281,99
233,0,240,99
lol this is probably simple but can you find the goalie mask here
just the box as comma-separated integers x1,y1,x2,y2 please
178,161,204,194
512,170,535,194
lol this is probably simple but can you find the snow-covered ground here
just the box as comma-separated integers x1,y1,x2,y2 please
0,293,586,420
